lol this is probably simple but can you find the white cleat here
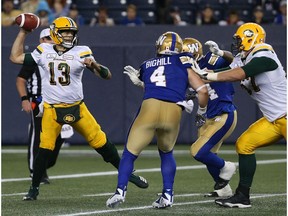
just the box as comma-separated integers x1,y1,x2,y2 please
205,184,233,198
219,161,236,181
152,191,173,209
106,188,126,208
214,184,233,197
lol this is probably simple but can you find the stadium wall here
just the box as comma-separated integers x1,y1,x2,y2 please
1,25,286,145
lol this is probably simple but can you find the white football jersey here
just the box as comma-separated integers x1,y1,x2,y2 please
240,43,287,122
31,43,94,104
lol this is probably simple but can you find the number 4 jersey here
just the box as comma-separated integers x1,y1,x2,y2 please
139,53,193,103
28,43,94,104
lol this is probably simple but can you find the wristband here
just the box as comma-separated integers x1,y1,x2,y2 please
197,106,207,115
207,73,218,81
21,96,29,101
99,65,109,78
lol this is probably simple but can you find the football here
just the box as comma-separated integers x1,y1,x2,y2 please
15,13,41,31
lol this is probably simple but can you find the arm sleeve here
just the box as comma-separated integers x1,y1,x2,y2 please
23,53,37,66
17,64,37,80
213,66,231,73
241,57,278,77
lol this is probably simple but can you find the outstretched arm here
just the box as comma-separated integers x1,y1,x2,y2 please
205,40,234,63
10,29,30,64
84,58,112,80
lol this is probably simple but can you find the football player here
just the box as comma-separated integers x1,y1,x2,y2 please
193,22,287,208
16,28,69,184
10,16,149,201
106,31,209,208
182,38,238,198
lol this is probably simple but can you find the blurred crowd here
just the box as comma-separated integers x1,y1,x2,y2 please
2,0,286,27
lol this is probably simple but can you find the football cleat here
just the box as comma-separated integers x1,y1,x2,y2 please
204,184,233,197
219,161,236,181
106,188,126,208
23,186,39,201
152,189,173,209
215,190,251,208
129,172,149,189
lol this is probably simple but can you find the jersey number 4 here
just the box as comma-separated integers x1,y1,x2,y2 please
150,66,166,87
48,62,71,86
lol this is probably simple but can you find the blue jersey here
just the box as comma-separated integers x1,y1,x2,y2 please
139,53,192,103
198,52,236,118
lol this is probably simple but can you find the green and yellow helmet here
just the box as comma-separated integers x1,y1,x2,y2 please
232,22,266,53
50,16,78,48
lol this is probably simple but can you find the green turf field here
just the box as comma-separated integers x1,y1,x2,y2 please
1,144,286,216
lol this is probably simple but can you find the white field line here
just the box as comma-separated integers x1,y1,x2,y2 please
2,159,286,183
56,193,286,216
1,149,286,155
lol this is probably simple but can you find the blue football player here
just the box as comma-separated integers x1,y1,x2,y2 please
183,38,237,197
106,31,209,208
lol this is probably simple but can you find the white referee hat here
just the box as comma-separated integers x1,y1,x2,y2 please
40,28,51,39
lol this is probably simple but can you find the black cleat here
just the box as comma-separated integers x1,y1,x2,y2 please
215,190,251,208
23,186,39,201
40,175,50,185
129,171,149,189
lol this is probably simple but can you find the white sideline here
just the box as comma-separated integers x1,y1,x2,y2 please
2,159,286,183
2,149,286,155
56,193,286,216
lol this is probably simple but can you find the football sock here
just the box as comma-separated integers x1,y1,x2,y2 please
237,183,250,198
239,153,256,188
95,140,120,169
47,135,63,168
159,149,176,190
32,148,51,187
117,148,137,190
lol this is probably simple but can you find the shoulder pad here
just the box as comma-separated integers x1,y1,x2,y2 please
78,46,93,59
35,44,44,54
251,43,274,56
179,55,193,64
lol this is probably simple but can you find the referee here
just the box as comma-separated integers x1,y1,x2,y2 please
16,28,72,184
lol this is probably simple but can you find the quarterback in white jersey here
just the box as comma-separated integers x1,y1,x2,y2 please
10,16,148,201
31,43,94,104
193,22,286,208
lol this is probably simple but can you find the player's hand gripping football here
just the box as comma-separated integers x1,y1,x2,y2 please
205,40,224,57
123,65,144,87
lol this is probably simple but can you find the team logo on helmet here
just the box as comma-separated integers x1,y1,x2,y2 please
243,29,254,38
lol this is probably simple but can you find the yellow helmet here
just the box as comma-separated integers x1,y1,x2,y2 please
155,31,183,55
232,22,266,52
50,16,78,48
182,37,203,61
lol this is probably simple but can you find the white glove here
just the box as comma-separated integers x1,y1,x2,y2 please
190,60,208,79
205,40,224,57
177,100,194,114
61,124,74,139
36,100,44,117
123,65,144,87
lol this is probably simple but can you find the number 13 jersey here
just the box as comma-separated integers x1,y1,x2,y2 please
31,43,94,104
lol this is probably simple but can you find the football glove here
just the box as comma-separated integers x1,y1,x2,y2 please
205,40,224,57
190,61,209,79
176,100,194,114
195,106,207,128
123,65,144,87
195,113,206,128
